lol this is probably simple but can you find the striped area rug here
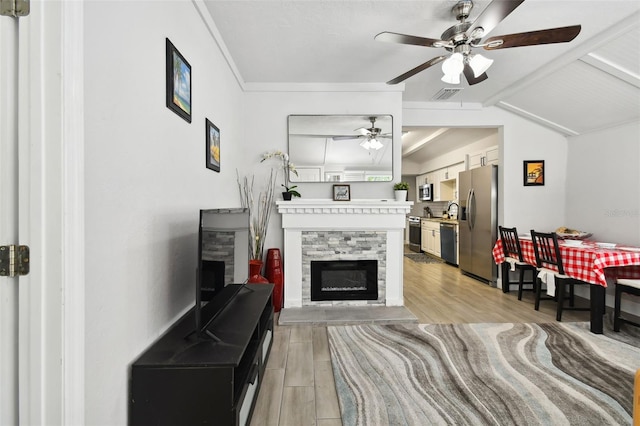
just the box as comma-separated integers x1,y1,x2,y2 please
328,322,640,425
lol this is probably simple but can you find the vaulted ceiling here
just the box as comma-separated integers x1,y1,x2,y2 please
203,0,640,161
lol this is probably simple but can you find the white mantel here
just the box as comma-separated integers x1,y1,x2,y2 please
276,199,412,308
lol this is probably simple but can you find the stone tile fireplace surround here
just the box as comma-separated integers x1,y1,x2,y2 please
276,199,412,308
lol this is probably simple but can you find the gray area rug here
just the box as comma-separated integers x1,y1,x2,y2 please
404,253,444,264
328,322,640,425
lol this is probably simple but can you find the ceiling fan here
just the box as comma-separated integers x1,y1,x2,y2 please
332,117,392,150
375,0,581,85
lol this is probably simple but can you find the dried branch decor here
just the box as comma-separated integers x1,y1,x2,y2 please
237,169,277,261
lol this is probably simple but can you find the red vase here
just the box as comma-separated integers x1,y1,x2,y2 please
248,259,269,284
265,248,284,312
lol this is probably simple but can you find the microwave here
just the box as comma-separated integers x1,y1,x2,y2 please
419,183,433,201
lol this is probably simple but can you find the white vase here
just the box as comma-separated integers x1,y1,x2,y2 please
394,190,407,201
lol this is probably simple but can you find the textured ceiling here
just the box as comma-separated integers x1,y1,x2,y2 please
202,0,640,162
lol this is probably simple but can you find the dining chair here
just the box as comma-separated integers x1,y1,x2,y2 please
498,226,536,300
613,278,640,331
530,230,590,321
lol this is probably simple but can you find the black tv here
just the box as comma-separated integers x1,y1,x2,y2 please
194,208,250,340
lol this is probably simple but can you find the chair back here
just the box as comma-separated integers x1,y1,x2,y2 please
499,226,525,262
530,230,565,275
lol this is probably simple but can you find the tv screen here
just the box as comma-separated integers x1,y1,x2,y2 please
194,208,250,339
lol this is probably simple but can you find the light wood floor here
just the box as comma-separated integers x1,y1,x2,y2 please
249,256,592,425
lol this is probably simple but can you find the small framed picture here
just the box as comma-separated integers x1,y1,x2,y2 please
333,184,351,201
206,119,220,172
523,160,544,186
166,38,192,123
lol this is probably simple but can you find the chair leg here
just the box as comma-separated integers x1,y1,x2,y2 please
569,283,575,307
517,268,525,300
614,284,622,332
501,263,510,293
556,278,565,322
534,277,542,311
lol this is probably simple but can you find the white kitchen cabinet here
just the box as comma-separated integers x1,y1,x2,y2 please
468,146,498,169
447,162,465,179
421,220,440,257
421,221,429,252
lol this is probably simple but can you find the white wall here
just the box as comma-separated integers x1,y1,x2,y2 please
565,121,640,315
84,2,245,424
565,121,640,245
241,89,404,252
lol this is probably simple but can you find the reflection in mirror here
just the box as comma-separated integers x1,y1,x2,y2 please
288,115,393,182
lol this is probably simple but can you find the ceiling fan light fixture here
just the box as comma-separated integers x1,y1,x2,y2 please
441,73,461,84
369,138,383,150
442,53,464,75
468,53,493,77
360,139,372,150
441,53,464,84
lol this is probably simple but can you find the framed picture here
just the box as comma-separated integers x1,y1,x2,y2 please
333,184,351,201
166,38,191,123
523,160,545,186
206,119,220,172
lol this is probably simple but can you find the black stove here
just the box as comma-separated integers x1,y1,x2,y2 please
408,216,421,252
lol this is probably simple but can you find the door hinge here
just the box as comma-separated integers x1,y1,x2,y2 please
0,0,29,17
0,245,30,277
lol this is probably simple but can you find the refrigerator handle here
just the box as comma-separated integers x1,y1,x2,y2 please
469,188,476,229
466,189,473,230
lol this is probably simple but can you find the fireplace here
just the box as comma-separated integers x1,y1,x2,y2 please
311,260,378,301
276,199,412,307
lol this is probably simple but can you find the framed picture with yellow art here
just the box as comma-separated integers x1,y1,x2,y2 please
206,119,220,172
523,160,544,186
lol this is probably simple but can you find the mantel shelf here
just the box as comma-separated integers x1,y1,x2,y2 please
276,199,413,216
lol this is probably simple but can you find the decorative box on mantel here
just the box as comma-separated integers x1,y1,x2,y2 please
276,199,413,308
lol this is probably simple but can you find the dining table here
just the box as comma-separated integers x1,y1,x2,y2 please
492,234,640,334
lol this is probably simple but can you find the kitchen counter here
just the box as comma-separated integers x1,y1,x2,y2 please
420,217,459,224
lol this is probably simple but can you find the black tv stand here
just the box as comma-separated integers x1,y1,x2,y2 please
192,283,248,341
130,284,274,425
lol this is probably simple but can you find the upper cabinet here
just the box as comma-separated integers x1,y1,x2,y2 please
415,162,465,202
467,146,498,169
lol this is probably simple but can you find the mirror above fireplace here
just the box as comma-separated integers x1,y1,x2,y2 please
288,115,393,183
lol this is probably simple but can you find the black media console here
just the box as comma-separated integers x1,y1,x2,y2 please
130,284,274,425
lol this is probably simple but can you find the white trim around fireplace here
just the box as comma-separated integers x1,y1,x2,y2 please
276,199,413,308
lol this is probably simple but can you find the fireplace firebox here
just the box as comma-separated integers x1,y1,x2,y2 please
311,260,378,301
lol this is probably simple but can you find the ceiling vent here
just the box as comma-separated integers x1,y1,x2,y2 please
432,88,463,101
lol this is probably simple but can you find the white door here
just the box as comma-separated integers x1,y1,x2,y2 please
0,12,21,425
1,2,85,423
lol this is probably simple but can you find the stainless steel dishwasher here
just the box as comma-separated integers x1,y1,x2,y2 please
440,222,457,265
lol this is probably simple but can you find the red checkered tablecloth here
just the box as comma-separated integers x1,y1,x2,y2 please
492,238,640,287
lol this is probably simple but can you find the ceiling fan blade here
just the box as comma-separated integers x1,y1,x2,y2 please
332,135,364,141
467,0,525,41
463,64,488,86
482,25,582,50
387,55,447,85
375,31,445,48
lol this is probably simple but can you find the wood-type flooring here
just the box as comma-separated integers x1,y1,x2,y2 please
249,254,593,425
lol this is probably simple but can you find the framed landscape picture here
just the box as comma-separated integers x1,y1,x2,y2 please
523,160,545,186
206,119,220,172
166,38,192,122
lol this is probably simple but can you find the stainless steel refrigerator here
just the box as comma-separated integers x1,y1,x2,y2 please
458,165,498,284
